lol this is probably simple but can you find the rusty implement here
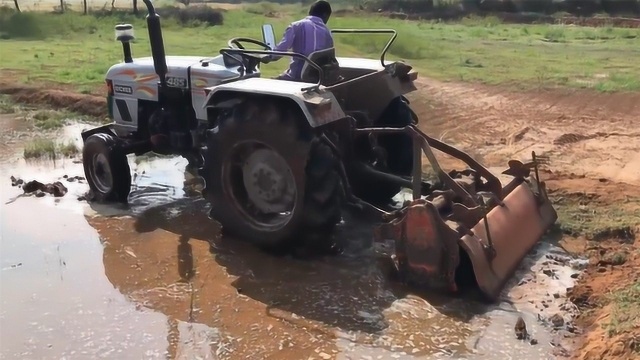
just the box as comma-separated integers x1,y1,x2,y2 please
366,125,558,301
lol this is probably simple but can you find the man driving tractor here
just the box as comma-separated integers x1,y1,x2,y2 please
264,0,334,81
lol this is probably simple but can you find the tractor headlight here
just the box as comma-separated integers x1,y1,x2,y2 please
115,24,135,42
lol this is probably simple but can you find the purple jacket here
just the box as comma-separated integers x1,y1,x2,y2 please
272,15,334,81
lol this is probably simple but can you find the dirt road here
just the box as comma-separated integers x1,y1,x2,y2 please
1,78,639,359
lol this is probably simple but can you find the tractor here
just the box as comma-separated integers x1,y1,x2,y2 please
81,0,558,301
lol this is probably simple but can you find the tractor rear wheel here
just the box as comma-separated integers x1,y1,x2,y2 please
202,99,343,249
82,133,132,203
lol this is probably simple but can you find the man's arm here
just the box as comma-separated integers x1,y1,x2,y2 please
267,24,296,61
326,30,334,48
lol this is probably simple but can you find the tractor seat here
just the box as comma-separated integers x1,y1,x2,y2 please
300,47,342,86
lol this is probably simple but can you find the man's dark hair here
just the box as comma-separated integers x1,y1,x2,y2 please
309,0,332,20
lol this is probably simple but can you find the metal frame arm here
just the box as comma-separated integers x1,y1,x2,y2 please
330,29,398,68
353,125,504,206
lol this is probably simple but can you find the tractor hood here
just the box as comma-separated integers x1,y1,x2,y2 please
106,55,244,87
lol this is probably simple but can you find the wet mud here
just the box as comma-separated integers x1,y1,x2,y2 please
0,85,603,359
0,159,574,359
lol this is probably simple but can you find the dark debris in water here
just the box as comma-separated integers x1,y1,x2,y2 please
63,175,85,183
11,176,68,197
10,176,23,187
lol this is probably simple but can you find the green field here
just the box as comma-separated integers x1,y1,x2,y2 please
1,3,639,93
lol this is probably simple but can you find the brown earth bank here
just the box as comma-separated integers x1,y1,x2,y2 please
0,83,107,119
2,74,640,359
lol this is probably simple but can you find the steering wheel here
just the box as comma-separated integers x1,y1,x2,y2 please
225,37,274,74
228,37,272,51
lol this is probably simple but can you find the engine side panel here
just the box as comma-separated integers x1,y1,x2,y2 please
203,78,347,127
189,55,254,120
106,56,246,129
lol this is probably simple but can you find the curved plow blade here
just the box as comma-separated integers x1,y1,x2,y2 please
374,176,557,301
460,177,557,300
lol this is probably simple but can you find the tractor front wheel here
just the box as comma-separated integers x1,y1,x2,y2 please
82,133,132,203
202,99,343,249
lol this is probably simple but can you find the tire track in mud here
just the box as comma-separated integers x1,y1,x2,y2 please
409,78,640,186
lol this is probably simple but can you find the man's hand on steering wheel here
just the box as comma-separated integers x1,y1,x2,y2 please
260,56,274,64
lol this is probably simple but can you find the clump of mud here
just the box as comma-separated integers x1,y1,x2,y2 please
10,175,77,197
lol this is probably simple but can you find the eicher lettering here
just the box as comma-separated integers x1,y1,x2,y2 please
114,84,133,94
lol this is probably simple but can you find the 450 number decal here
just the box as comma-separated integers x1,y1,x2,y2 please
166,76,187,88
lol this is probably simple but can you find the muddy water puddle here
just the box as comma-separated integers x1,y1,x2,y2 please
1,121,581,359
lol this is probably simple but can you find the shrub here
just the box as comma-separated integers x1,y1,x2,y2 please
364,0,435,13
0,7,46,39
512,0,555,13
158,6,224,27
601,0,640,15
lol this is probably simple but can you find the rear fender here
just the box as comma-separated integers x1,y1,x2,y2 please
202,79,347,128
326,61,418,122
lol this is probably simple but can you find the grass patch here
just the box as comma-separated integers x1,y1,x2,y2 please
0,94,21,113
550,192,640,240
29,109,70,130
605,280,640,337
23,138,79,159
0,4,639,91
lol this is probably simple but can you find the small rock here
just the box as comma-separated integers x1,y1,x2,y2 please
35,190,46,198
543,269,556,278
319,352,332,360
553,293,560,299
567,323,576,333
570,273,579,279
597,267,607,273
599,252,628,266
63,175,68,178
610,341,625,356
514,316,527,340
67,177,76,182
570,259,588,270
549,314,564,327
529,338,538,345
552,346,570,357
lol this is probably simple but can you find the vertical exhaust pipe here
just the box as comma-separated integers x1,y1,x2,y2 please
142,0,168,89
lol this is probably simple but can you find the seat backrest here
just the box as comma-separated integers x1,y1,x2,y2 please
300,47,341,85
